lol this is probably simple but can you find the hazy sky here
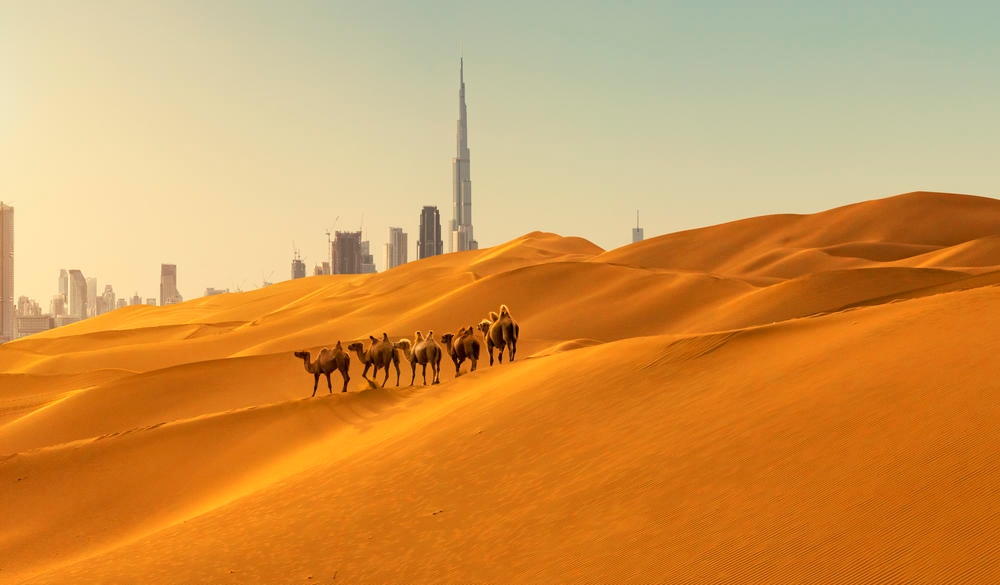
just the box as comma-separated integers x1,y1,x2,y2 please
3,1,998,304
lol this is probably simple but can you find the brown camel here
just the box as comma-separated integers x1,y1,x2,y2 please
294,341,351,395
394,330,442,385
347,333,401,388
485,304,520,365
441,326,481,376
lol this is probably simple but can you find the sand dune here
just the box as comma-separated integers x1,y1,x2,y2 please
3,191,1000,583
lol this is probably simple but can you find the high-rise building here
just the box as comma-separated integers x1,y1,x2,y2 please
384,227,408,270
291,251,306,279
419,206,443,259
450,59,477,253
0,202,13,342
360,239,376,274
131,293,142,306
146,298,156,306
86,277,98,317
160,264,182,305
116,298,128,310
67,269,88,319
58,269,68,301
632,210,644,243
51,294,66,316
332,230,363,274
99,285,115,315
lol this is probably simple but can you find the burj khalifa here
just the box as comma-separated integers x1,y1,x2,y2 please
450,58,477,252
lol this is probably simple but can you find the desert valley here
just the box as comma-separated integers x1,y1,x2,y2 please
3,190,1000,583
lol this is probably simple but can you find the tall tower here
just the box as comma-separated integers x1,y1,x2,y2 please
632,210,644,243
160,264,182,306
450,58,477,253
419,206,443,259
68,269,88,319
0,202,13,342
385,226,408,270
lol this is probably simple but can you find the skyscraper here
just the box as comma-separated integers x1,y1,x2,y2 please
332,231,363,274
67,269,88,319
0,202,13,342
632,210,644,243
291,251,306,279
419,206,443,259
384,227,408,270
160,264,182,306
360,238,376,274
86,277,98,318
450,58,477,253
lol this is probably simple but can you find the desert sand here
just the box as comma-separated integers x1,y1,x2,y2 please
3,190,1000,584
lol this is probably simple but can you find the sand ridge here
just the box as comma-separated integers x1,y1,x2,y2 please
3,191,1000,583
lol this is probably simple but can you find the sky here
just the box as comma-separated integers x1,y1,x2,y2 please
2,0,999,304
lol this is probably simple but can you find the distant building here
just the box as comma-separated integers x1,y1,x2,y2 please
99,285,115,315
632,210,644,243
131,293,142,306
146,298,156,306
291,251,306,279
86,277,98,317
16,315,53,339
204,288,229,296
160,264,182,305
116,298,128,310
332,230,363,274
17,296,42,317
450,59,478,253
54,314,80,328
418,206,443,259
0,202,12,342
385,227,408,271
51,295,66,316
68,269,88,319
360,239,376,274
58,269,68,300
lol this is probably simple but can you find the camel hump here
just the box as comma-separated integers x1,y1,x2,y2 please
382,332,389,341
489,311,499,322
369,335,377,342
427,330,435,339
334,340,342,348
500,304,511,317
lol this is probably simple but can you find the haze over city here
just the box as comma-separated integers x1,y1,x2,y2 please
3,1,998,303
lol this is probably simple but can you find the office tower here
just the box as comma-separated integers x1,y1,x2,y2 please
51,294,66,316
450,59,477,253
632,210,644,243
58,269,68,300
360,239,376,274
146,298,156,306
116,298,128,310
67,269,88,319
131,293,142,306
160,264,182,305
100,285,115,315
291,251,306,279
418,206,443,259
86,277,98,317
0,202,12,342
384,227,408,270
332,231,363,274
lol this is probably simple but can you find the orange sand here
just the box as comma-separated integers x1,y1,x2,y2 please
3,191,1000,583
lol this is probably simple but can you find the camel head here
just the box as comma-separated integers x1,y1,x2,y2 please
441,333,455,346
394,339,411,351
293,350,310,360
477,319,491,337
347,342,365,353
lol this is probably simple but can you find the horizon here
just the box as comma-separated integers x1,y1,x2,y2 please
3,1,999,304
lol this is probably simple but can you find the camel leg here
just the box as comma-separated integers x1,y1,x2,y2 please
393,359,401,387
471,356,477,372
487,340,496,366
409,363,416,386
311,373,320,397
325,372,333,394
340,369,350,393
362,362,372,380
420,363,428,385
497,341,505,364
381,365,390,388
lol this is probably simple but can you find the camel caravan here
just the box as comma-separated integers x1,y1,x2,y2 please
294,304,520,395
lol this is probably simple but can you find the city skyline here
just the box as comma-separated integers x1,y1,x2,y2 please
4,2,999,305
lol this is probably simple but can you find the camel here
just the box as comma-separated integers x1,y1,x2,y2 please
347,333,401,388
441,326,481,376
485,304,520,365
394,330,442,385
294,341,351,395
